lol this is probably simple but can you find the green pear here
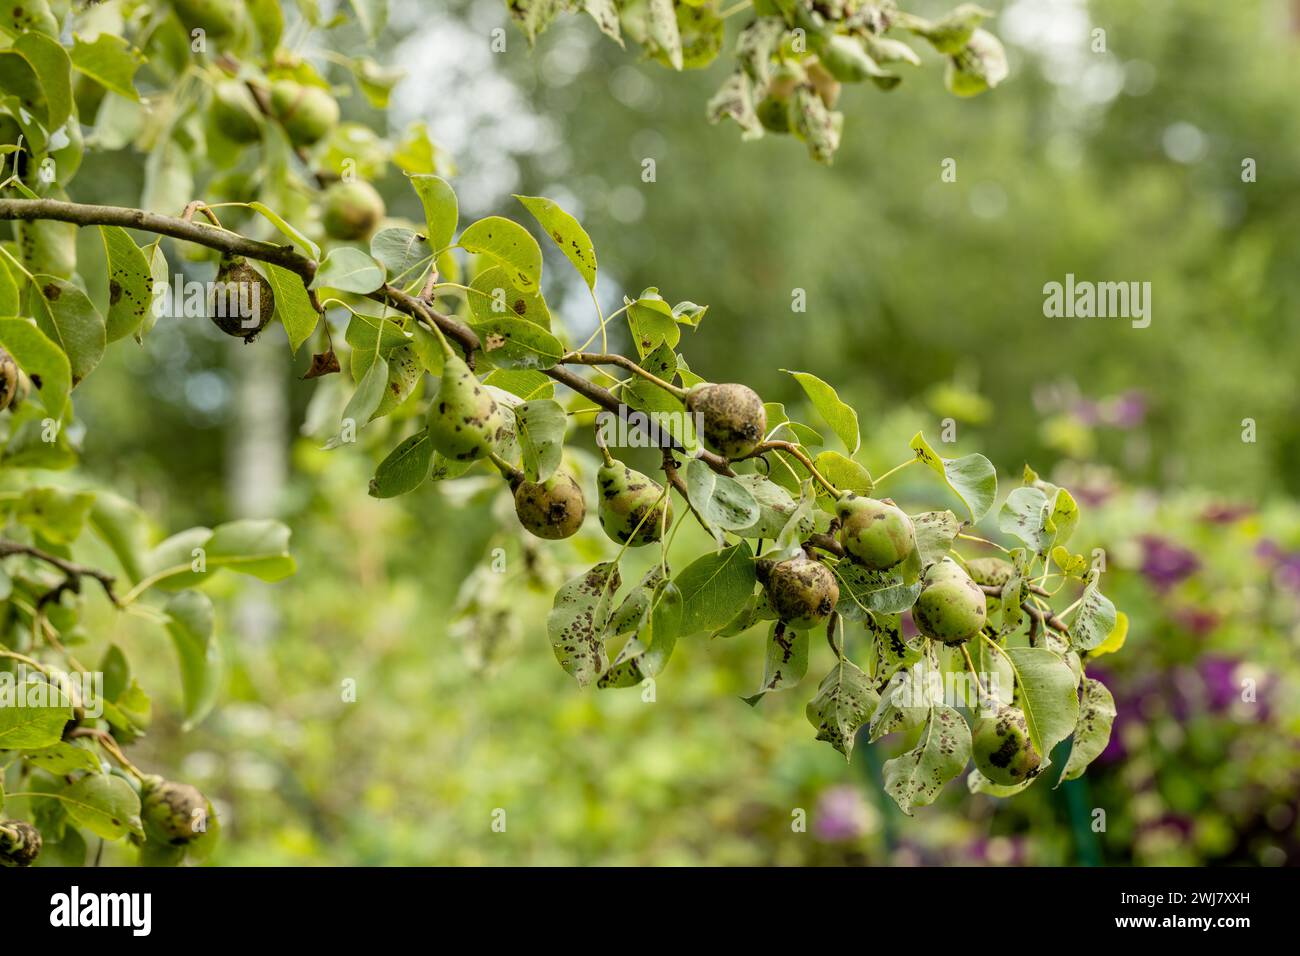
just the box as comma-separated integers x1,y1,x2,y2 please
685,382,766,459
141,778,208,846
837,495,915,570
972,705,1041,785
0,820,41,867
0,348,18,412
269,80,339,147
761,554,840,630
966,556,1013,587
322,180,386,240
912,558,986,644
210,81,262,144
597,461,672,546
514,470,586,540
427,355,506,462
169,0,245,41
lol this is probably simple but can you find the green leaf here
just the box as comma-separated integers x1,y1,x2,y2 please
100,227,155,343
70,33,144,101
23,741,102,776
625,290,679,358
869,667,931,741
29,275,106,387
143,520,296,590
1069,570,1117,652
674,541,756,636
342,352,389,425
515,399,566,483
0,684,71,748
909,432,997,523
515,194,597,290
834,562,921,618
742,622,809,706
685,458,759,540
912,510,960,568
0,48,48,126
1058,677,1116,785
369,428,435,498
882,704,971,814
15,31,72,131
164,590,221,730
370,226,432,281
0,316,71,417
812,450,872,500
15,486,95,544
468,265,551,329
4,1,58,35
61,774,143,840
583,0,623,45
1001,646,1079,758
409,174,458,252
471,314,564,370
247,201,320,259
806,658,878,759
345,311,411,352
598,580,683,687
999,486,1051,551
1090,610,1128,658
785,370,859,453
263,263,319,354
866,611,923,690
730,474,811,539
547,561,621,686
0,257,19,315
1047,488,1079,547
316,247,385,294
459,216,542,292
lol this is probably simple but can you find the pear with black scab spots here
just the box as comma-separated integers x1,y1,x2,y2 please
0,348,19,412
514,470,586,540
597,460,672,546
972,704,1041,786
685,382,767,459
208,257,275,342
141,776,209,846
426,354,506,462
837,495,915,571
912,558,986,645
758,553,840,631
0,819,41,867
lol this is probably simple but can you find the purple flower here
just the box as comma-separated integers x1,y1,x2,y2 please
1172,605,1220,636
1275,554,1300,593
813,785,872,842
1198,656,1239,713
1139,535,1200,591
1106,390,1147,429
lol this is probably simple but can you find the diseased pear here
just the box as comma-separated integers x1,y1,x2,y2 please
597,461,672,546
972,705,1041,785
0,820,41,867
760,553,840,630
685,382,766,459
208,257,275,341
514,470,586,540
912,558,987,644
0,348,18,412
427,355,506,462
966,556,1014,587
141,778,208,846
837,495,915,570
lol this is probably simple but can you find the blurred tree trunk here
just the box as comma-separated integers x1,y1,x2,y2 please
226,343,289,648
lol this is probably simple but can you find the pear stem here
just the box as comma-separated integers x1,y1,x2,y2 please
744,441,842,499
872,457,917,488
488,452,524,485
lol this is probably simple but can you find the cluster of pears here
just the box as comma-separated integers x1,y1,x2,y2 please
0,819,41,867
912,557,988,645
427,355,508,462
836,494,916,570
141,776,211,847
758,552,840,631
207,256,276,341
685,382,766,459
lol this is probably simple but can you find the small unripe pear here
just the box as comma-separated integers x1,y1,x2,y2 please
210,81,262,144
966,556,1014,587
761,554,839,630
972,705,1041,785
169,0,245,41
597,461,672,546
756,94,793,133
0,347,18,412
837,495,915,570
269,80,339,148
0,820,41,867
322,180,386,241
142,778,208,846
912,559,987,644
427,355,506,462
686,382,766,459
208,258,275,341
514,470,586,540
